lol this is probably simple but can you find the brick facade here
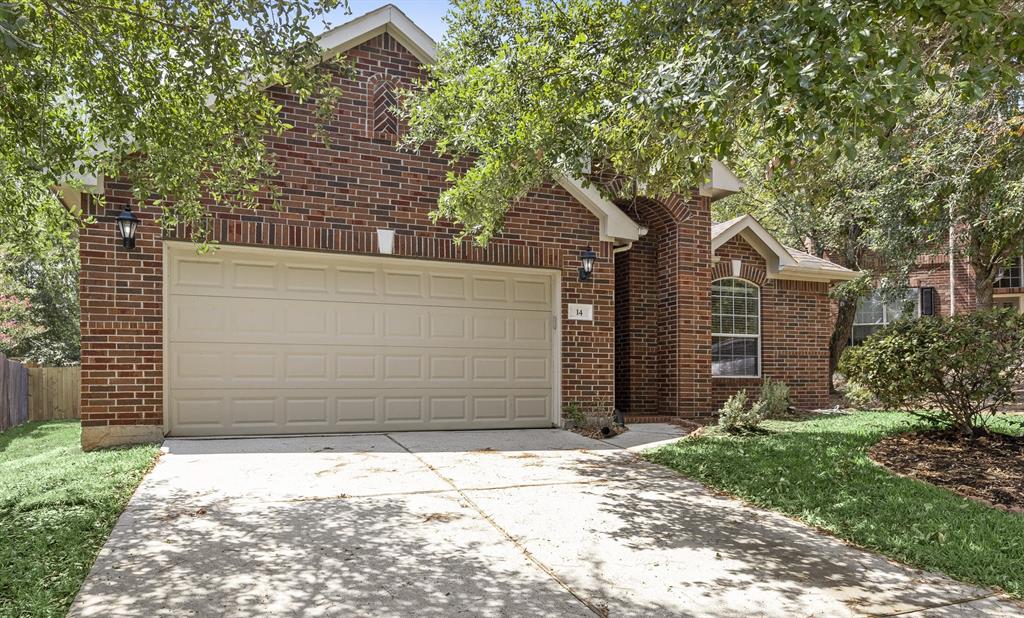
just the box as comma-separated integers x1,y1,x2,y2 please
613,195,715,421
79,31,839,447
908,253,978,316
708,237,832,411
80,33,616,447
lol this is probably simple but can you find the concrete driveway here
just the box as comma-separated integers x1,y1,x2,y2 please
71,425,1022,617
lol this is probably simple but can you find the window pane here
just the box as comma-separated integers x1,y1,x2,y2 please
711,278,759,336
854,293,884,325
885,289,917,322
851,324,883,345
712,336,759,377
711,279,760,376
996,256,1022,289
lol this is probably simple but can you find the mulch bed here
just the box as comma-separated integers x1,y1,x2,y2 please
870,430,1024,513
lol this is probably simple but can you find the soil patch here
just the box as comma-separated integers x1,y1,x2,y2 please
571,424,627,440
870,430,1024,513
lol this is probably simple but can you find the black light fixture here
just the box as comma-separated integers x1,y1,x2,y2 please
578,246,597,281
116,206,140,250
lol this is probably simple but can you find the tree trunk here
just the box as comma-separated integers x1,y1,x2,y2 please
968,240,997,311
825,223,864,393
829,297,857,392
975,271,995,310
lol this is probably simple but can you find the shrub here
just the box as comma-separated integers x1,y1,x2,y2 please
841,380,878,410
839,309,1024,437
718,390,770,432
759,378,791,417
563,402,585,426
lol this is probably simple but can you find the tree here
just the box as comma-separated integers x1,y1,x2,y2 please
1,0,349,248
0,275,44,358
714,139,942,388
402,0,1023,244
900,87,1024,309
0,183,82,364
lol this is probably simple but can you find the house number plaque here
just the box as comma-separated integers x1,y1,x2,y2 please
568,304,593,321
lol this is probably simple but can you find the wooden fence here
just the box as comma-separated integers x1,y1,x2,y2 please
28,366,81,421
0,353,29,432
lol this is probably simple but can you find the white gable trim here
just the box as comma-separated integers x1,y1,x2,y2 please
712,214,859,282
318,5,436,64
556,176,641,242
712,215,797,269
699,160,744,201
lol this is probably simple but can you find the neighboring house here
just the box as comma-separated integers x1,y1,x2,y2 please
73,6,856,449
848,248,1023,345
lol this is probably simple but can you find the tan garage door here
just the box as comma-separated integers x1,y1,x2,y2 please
166,243,557,436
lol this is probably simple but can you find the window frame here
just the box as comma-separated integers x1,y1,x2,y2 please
995,255,1024,289
711,277,762,379
850,287,921,345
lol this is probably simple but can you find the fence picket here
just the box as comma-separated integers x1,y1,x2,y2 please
0,353,29,432
26,366,81,422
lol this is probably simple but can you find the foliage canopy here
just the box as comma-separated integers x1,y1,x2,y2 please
404,0,1023,243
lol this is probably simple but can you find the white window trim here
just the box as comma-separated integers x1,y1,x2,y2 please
993,294,1024,311
851,288,922,345
995,255,1024,289
711,277,762,379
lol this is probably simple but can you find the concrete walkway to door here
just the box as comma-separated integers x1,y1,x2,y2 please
70,426,1023,617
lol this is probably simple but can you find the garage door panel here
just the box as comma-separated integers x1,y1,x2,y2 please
167,244,557,435
171,344,551,390
169,388,554,435
170,296,552,349
170,248,552,311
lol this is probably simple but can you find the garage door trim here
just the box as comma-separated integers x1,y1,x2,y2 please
161,241,562,435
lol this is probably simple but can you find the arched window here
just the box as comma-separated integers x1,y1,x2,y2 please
711,278,760,377
372,80,398,135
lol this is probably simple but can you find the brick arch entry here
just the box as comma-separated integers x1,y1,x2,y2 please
613,192,714,421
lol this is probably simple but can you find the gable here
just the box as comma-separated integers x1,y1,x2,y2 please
318,4,435,64
712,214,858,282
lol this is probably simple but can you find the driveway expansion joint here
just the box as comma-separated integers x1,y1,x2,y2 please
384,433,608,617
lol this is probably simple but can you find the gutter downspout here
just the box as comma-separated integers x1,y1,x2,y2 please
948,203,956,316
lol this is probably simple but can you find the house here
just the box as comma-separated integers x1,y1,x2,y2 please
850,250,1024,344
74,6,856,449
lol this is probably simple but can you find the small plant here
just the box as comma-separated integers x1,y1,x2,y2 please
841,380,878,410
759,378,791,417
563,402,586,426
718,390,770,432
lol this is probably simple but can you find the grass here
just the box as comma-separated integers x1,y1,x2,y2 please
645,411,1024,598
0,421,159,617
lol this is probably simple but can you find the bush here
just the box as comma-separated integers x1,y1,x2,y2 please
841,380,878,409
718,390,770,432
839,309,1024,437
759,378,791,417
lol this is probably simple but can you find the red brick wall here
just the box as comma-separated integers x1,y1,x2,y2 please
79,197,164,432
613,194,713,421
710,236,832,411
79,33,616,437
908,253,977,316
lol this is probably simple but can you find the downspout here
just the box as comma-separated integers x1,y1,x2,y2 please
948,203,956,316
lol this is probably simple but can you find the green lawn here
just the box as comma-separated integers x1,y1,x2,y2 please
645,412,1024,598
0,421,159,617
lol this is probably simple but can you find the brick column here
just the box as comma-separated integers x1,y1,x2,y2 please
79,190,164,450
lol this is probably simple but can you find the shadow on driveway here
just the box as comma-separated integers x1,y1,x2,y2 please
69,427,1023,617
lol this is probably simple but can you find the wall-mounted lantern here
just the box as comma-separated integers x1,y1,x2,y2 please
578,246,597,281
116,206,140,250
